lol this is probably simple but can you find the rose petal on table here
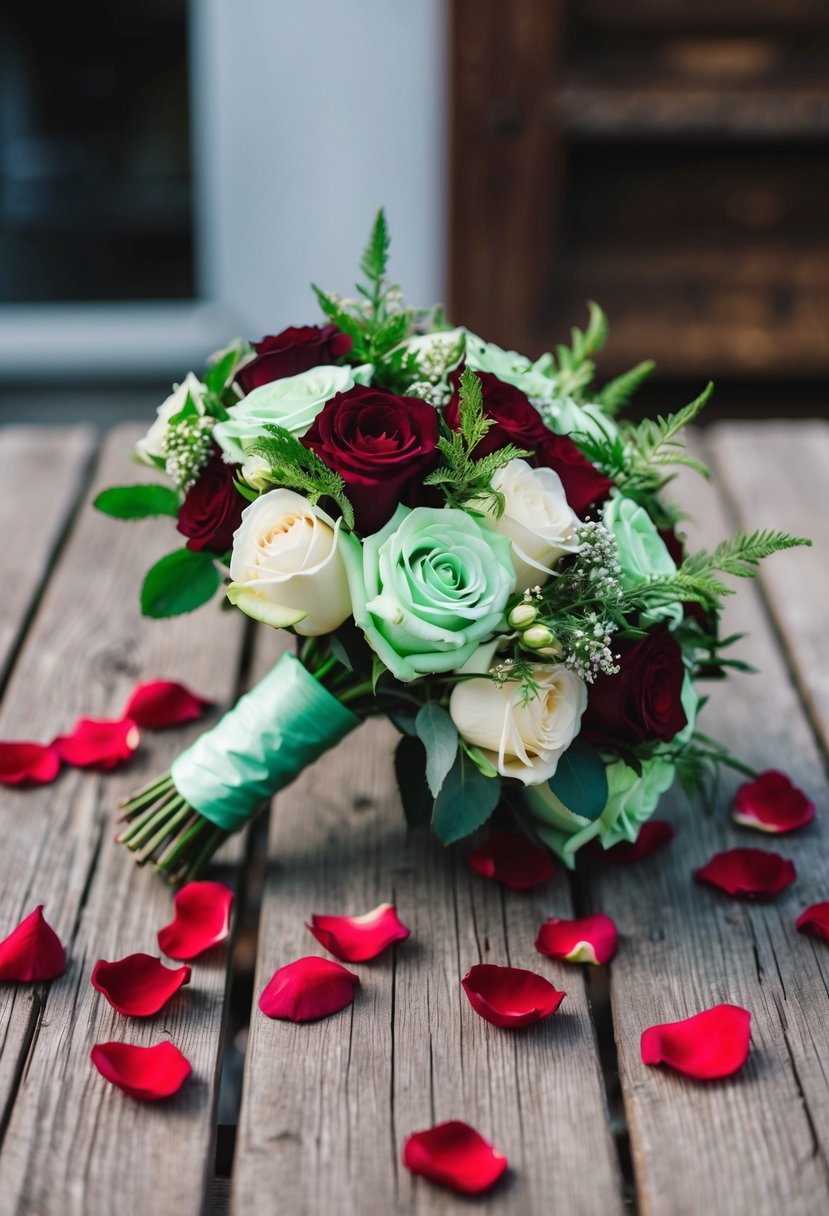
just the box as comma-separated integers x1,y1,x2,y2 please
402,1120,508,1195
157,881,233,960
461,963,565,1028
123,680,214,730
694,847,796,899
641,1004,752,1080
732,770,815,834
0,906,65,982
535,913,618,965
597,820,676,864
796,901,829,945
307,903,410,962
53,717,140,770
91,953,191,1016
0,741,61,786
90,1040,191,1100
468,831,555,891
259,956,360,1022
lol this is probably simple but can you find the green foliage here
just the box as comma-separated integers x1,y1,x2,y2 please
624,528,811,615
394,735,432,828
546,301,608,399
596,360,656,415
140,549,221,618
547,739,609,821
414,703,459,798
94,484,180,520
248,424,355,528
431,748,501,844
424,368,530,512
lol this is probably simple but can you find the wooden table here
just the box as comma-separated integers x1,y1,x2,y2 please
0,421,826,1216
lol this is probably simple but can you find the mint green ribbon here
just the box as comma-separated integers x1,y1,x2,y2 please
170,652,359,833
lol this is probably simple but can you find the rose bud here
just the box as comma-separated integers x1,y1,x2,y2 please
449,663,587,785
228,489,353,635
508,602,537,630
522,624,555,651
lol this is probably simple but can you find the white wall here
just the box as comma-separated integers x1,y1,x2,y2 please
192,0,448,338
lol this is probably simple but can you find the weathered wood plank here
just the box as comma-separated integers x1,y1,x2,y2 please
232,716,623,1215
592,427,829,1216
0,426,95,685
0,424,247,1216
710,421,829,755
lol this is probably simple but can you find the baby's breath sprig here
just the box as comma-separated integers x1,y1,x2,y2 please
162,415,214,492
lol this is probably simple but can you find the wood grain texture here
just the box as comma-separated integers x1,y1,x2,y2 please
0,426,95,683
0,425,247,1216
590,428,829,1215
231,716,623,1216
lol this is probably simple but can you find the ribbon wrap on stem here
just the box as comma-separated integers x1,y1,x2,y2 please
170,653,359,833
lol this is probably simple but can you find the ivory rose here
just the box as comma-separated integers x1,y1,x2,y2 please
478,459,580,591
227,490,352,635
449,663,587,785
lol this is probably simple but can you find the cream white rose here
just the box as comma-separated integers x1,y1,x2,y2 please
479,459,581,591
449,663,588,785
135,373,208,465
227,489,352,636
213,364,371,462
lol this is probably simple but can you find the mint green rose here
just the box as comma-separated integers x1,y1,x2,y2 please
213,364,372,461
464,331,556,404
545,397,620,445
603,490,681,626
342,505,515,682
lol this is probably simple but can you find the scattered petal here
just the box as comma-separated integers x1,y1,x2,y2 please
694,848,796,899
468,831,555,891
732,770,815,834
90,1040,191,1100
91,954,191,1016
124,680,213,730
259,956,359,1022
402,1121,508,1195
535,913,618,965
53,717,140,770
307,903,410,962
0,741,60,786
157,881,233,960
641,1004,752,1080
796,902,829,945
461,963,565,1028
596,820,676,864
0,906,65,981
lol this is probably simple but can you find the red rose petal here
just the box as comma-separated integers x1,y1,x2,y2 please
123,680,213,730
0,906,65,981
91,953,191,1016
53,717,140,770
157,881,233,960
732,770,815,834
796,901,829,944
641,1004,752,1080
402,1121,508,1196
259,956,360,1022
694,848,796,899
468,831,555,891
0,741,60,786
535,913,618,965
307,902,410,962
461,963,565,1028
90,1040,191,1100
596,820,676,864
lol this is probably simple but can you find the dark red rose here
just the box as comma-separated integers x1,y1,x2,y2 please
177,447,246,554
444,369,546,458
302,386,440,534
236,324,352,393
658,527,685,567
533,432,614,515
582,624,688,748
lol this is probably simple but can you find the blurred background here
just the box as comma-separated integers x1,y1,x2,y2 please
0,0,826,425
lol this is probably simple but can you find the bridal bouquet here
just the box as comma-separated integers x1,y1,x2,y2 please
96,212,807,881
